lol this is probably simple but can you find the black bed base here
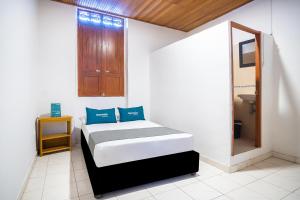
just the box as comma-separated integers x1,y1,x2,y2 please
81,131,199,198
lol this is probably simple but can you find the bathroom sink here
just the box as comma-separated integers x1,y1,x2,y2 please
238,94,256,104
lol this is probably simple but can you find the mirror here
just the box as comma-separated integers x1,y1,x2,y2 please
239,39,255,68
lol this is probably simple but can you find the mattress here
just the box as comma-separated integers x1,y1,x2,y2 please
82,120,193,167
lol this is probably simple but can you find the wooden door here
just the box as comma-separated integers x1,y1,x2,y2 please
78,13,124,97
230,22,262,156
78,24,102,96
101,27,124,96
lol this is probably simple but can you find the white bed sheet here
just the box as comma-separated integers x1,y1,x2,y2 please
82,120,193,167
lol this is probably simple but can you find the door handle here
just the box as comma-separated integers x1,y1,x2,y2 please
95,69,101,73
105,70,110,73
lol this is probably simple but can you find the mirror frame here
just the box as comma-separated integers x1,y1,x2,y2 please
239,38,256,68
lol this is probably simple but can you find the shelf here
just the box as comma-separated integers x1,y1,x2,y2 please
38,115,72,156
42,133,70,141
42,146,70,154
39,115,72,123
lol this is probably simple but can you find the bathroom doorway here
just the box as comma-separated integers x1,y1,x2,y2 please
230,22,261,156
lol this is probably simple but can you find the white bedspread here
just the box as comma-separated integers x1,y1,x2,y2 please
82,120,193,167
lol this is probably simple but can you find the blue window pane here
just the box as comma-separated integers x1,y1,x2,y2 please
103,15,113,26
78,10,90,22
113,18,123,27
78,10,123,28
91,13,101,24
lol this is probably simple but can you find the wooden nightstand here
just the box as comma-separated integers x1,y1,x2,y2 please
38,115,72,156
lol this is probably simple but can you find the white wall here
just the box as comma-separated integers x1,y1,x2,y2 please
186,0,300,162
37,0,184,140
127,19,185,118
37,1,126,140
150,22,273,167
187,0,272,36
150,22,232,166
271,0,300,160
0,0,38,199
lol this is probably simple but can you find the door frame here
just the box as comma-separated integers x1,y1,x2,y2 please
230,21,262,156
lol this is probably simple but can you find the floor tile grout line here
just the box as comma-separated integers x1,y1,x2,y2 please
279,192,295,200
41,156,49,200
236,161,288,182
73,149,92,200
241,163,296,193
174,183,196,200
176,179,231,200
148,188,159,200
259,179,291,192
244,180,291,200
197,161,290,197
222,163,295,200
71,151,81,200
195,171,223,182
223,172,278,194
200,179,240,195
222,194,235,200
291,186,300,193
175,176,225,200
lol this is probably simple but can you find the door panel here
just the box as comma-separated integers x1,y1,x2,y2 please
82,75,101,96
101,27,124,96
78,24,102,96
101,74,124,97
102,28,124,74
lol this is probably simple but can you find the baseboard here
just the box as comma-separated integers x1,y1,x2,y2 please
17,154,36,200
228,152,273,173
228,151,300,173
200,152,273,173
272,151,300,164
200,156,231,172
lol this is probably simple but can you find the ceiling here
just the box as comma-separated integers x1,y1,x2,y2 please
54,0,252,32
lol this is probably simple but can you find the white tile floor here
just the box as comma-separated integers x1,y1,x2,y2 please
233,137,256,155
22,146,300,200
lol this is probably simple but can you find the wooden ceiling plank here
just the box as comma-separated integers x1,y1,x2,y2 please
166,0,218,28
175,0,232,30
128,0,154,18
52,0,253,32
144,1,174,22
135,1,166,19
150,0,196,24
182,0,251,31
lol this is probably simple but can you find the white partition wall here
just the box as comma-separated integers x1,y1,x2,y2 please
150,20,274,168
150,22,232,166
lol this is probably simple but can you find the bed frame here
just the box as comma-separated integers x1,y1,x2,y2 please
81,131,199,198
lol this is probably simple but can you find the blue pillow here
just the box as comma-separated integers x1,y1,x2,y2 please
86,107,117,125
118,106,145,122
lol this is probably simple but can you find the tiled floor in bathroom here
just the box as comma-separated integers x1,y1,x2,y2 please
233,137,256,155
22,145,300,200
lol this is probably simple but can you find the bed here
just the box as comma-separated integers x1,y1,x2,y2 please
81,120,199,198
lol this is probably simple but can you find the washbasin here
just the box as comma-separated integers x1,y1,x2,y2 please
238,94,256,104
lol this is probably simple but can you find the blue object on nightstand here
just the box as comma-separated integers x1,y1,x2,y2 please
51,103,61,117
